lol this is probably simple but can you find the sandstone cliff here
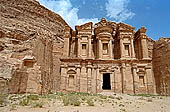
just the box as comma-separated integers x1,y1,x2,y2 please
0,0,69,94
153,38,170,96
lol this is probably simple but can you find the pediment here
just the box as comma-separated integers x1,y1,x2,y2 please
67,69,76,74
118,23,135,32
75,22,93,31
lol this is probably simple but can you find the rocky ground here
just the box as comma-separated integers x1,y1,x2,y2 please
0,92,170,112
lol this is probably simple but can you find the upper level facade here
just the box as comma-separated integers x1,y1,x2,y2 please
63,18,151,60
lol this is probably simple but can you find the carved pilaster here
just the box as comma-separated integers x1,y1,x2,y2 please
96,67,100,93
91,66,97,93
87,65,92,93
120,37,124,59
109,40,113,59
132,65,138,94
145,66,155,94
75,65,81,92
130,37,136,58
121,63,126,93
63,26,71,57
88,35,92,58
141,36,149,59
98,39,102,59
60,66,67,91
77,35,81,57
63,37,70,57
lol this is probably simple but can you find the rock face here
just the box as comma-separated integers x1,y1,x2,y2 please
0,0,68,94
153,38,170,96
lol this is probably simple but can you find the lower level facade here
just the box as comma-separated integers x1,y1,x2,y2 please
60,59,155,94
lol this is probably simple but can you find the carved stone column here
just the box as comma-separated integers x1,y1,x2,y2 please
110,72,114,92
98,39,102,59
132,65,138,94
141,35,149,59
88,36,92,58
109,40,113,59
60,65,67,91
87,65,92,93
64,38,70,57
130,37,136,58
80,65,87,92
96,67,100,93
91,66,97,93
64,26,71,57
77,35,81,57
145,66,155,94
121,63,126,93
76,65,81,92
120,37,124,59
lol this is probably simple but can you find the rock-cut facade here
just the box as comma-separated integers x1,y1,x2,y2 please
60,18,156,94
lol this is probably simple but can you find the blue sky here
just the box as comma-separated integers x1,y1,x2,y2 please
38,0,170,40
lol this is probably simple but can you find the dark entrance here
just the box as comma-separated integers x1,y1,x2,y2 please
102,73,111,90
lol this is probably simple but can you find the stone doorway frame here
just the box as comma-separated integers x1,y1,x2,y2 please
102,73,111,90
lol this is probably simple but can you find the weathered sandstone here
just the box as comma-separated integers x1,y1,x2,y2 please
0,0,69,94
153,38,170,96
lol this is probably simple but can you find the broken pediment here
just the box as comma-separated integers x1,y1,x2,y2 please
75,22,93,31
135,27,147,37
118,23,135,32
138,27,147,33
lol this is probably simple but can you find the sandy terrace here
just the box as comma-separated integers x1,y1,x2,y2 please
0,92,170,112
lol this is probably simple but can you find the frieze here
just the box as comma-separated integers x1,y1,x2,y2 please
99,65,119,72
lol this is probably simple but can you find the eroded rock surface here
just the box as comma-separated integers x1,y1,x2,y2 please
0,0,69,94
153,38,170,96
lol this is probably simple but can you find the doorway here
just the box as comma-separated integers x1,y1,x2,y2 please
102,73,111,90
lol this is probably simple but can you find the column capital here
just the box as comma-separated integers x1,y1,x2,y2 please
61,64,67,68
64,33,71,38
138,34,147,39
87,65,93,68
119,35,124,40
121,63,126,68
145,66,152,69
130,35,134,39
75,65,81,68
88,35,92,38
132,65,137,69
77,35,81,38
